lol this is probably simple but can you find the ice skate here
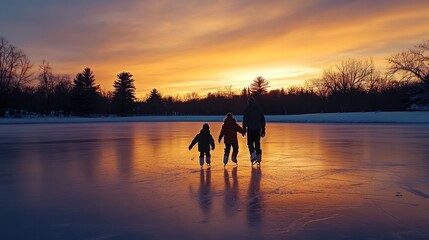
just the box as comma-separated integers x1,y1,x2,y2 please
231,153,238,166
199,156,204,167
223,154,229,166
250,152,257,163
206,156,211,168
256,154,262,163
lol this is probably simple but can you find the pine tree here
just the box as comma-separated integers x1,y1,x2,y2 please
249,76,269,96
72,67,99,115
112,72,136,115
147,88,162,104
146,88,163,114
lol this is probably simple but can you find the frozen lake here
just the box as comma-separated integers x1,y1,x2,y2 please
1,122,429,240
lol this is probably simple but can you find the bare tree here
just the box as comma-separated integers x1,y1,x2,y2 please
306,78,329,97
224,85,234,98
317,58,376,95
184,92,199,101
0,37,33,116
387,39,429,84
387,39,429,109
307,58,381,111
364,69,387,93
13,54,32,90
39,60,53,92
38,60,64,115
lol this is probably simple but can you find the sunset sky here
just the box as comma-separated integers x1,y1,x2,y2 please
1,0,429,99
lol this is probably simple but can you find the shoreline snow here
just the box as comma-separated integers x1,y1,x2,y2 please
0,112,429,125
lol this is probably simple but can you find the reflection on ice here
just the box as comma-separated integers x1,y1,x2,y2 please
247,167,262,227
198,168,212,216
1,122,429,239
223,167,239,218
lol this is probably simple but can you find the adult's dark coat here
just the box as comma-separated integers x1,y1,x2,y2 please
243,102,266,131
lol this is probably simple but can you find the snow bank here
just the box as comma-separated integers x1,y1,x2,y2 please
0,112,428,124
267,112,429,124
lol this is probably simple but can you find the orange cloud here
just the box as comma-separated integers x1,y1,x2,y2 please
2,0,429,98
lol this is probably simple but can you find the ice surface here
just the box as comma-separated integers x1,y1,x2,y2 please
1,111,429,124
1,122,429,239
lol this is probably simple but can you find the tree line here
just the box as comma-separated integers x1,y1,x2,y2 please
1,36,428,117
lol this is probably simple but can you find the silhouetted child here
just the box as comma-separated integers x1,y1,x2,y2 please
189,123,215,168
218,113,245,167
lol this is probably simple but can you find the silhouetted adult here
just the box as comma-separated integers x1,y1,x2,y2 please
243,97,266,164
